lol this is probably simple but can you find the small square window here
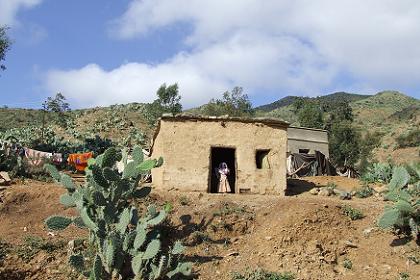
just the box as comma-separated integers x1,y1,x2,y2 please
256,149,270,169
299,149,310,154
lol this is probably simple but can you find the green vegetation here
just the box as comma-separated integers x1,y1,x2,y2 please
232,268,295,280
178,195,190,206
0,25,11,72
294,99,324,129
326,182,337,191
342,259,353,270
378,166,419,241
342,205,364,220
327,101,361,168
399,272,410,280
396,129,420,149
15,235,66,262
44,147,191,279
354,184,374,198
0,239,10,263
255,92,370,112
361,162,393,184
42,93,71,129
195,86,255,117
358,131,383,173
144,83,182,126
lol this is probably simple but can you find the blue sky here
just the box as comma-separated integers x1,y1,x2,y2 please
1,0,419,109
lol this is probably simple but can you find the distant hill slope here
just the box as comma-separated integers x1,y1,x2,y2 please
1,91,418,163
352,91,420,127
255,96,300,112
255,92,370,112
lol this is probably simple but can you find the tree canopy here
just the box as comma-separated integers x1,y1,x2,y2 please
201,86,254,117
144,83,183,126
0,26,12,72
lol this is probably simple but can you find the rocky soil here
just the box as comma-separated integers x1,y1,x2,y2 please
0,177,419,280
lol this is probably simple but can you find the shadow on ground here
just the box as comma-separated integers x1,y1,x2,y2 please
286,179,316,196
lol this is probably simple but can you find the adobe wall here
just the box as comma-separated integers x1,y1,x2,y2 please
151,119,288,195
287,126,329,157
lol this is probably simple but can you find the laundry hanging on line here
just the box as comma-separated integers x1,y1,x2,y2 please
67,152,93,172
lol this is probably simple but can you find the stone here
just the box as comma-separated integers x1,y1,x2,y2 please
319,188,332,196
0,171,11,186
344,240,358,248
310,188,320,195
363,227,375,237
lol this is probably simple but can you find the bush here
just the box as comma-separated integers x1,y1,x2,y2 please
342,259,353,270
355,184,374,198
44,147,191,280
342,205,364,220
232,268,295,280
396,129,420,148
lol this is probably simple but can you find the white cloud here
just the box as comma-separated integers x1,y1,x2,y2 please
0,0,43,26
46,0,420,107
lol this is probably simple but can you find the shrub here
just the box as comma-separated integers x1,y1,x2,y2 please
355,184,374,198
396,129,420,148
44,146,191,280
342,259,352,270
342,205,364,220
178,196,190,206
15,235,65,262
378,166,419,241
0,239,10,263
232,268,295,280
399,272,410,280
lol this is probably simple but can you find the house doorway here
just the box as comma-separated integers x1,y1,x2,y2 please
209,147,236,193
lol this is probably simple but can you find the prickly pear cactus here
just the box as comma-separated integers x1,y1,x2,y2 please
378,166,419,241
44,146,192,279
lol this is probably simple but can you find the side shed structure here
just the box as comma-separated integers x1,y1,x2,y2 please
287,126,329,157
151,115,289,195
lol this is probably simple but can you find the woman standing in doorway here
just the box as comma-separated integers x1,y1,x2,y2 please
217,162,231,193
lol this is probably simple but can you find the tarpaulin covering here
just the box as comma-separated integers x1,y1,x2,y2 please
67,152,93,172
287,151,336,177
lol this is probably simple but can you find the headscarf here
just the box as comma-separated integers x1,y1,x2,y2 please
218,162,229,175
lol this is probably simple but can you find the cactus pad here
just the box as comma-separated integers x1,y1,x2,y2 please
45,215,73,231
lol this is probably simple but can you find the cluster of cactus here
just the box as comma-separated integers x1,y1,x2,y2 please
0,125,58,148
0,137,25,178
361,162,393,184
122,128,146,148
44,146,192,279
378,166,419,241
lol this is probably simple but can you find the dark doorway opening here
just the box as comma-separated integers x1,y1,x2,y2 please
209,147,236,193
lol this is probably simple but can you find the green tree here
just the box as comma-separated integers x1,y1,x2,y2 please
358,131,383,173
41,93,71,141
202,86,254,117
156,83,182,115
297,102,324,129
329,121,361,167
327,101,361,167
0,26,12,72
145,83,183,126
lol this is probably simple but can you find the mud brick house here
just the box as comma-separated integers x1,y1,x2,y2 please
151,114,289,195
287,126,329,157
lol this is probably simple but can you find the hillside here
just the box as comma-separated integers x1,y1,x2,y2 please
255,92,370,112
1,91,418,163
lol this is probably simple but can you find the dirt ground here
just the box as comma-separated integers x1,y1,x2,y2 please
0,177,419,280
